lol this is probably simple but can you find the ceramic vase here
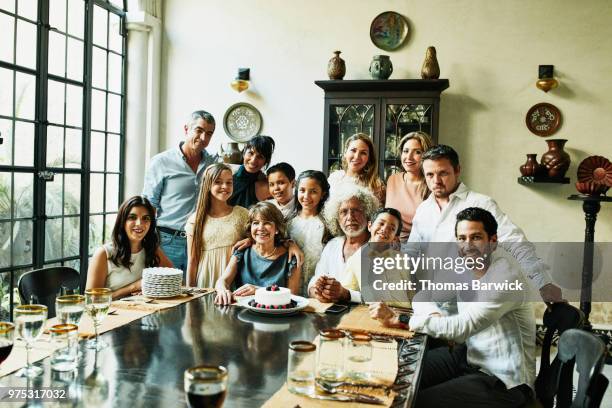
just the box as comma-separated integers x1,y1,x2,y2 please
421,46,440,79
519,154,541,177
327,51,346,80
540,139,571,178
220,142,242,164
369,55,393,80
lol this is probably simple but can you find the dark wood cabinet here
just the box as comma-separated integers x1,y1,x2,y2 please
315,79,449,180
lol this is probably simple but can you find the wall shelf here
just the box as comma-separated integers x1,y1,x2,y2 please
517,176,570,185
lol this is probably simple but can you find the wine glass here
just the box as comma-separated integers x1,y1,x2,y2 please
14,304,48,378
0,322,15,366
56,294,85,325
84,288,112,351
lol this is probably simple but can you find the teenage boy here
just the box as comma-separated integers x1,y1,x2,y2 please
266,162,296,218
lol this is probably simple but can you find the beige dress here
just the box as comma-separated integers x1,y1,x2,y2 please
385,172,424,241
103,244,145,291
185,206,249,288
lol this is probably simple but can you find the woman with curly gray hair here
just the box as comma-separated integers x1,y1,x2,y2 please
307,184,379,304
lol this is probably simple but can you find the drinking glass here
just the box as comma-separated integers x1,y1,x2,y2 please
50,324,78,371
184,365,228,408
317,329,345,381
14,304,48,378
346,331,372,381
84,288,112,351
0,322,15,366
56,295,85,325
287,341,316,395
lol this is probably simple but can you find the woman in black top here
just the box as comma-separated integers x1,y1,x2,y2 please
229,135,275,208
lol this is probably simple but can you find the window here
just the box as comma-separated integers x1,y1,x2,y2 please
0,0,126,319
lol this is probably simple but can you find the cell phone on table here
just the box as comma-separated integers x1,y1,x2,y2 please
325,303,348,314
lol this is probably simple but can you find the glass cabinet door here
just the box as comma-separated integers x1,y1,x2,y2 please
382,104,433,180
327,104,375,173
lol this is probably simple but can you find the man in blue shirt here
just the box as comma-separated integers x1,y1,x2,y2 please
143,110,218,273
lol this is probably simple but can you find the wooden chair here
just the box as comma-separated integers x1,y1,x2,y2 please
17,266,80,318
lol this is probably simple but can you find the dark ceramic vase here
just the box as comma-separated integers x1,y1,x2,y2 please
327,51,346,80
221,143,242,164
369,55,393,80
519,154,540,176
540,139,571,178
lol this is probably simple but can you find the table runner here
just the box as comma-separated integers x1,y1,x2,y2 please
0,337,60,377
112,290,212,312
336,306,414,338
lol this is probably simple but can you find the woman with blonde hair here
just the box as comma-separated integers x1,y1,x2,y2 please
328,133,385,205
186,163,249,288
385,131,435,241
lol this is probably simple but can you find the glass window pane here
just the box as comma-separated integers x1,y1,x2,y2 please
105,173,118,212
45,174,63,217
64,128,81,168
13,121,34,166
67,0,83,39
92,47,106,89
48,31,66,77
93,5,107,48
0,68,13,116
63,216,79,257
109,0,123,10
108,52,121,93
14,72,35,120
0,119,12,166
16,0,36,21
63,173,80,215
88,215,103,255
13,172,33,218
15,20,36,69
0,172,11,220
66,37,83,81
64,258,79,272
0,0,15,13
0,13,14,63
89,173,104,213
46,125,64,167
49,0,66,32
91,89,106,131
12,220,33,266
108,13,122,54
45,217,62,261
0,221,10,268
47,79,65,124
104,212,116,243
65,84,82,127
107,93,120,133
106,133,120,172
90,131,105,171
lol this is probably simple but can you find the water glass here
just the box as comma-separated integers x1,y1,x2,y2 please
56,295,85,325
14,304,48,378
317,329,345,381
287,341,316,395
346,331,372,381
184,365,228,408
0,322,15,365
50,324,78,371
84,288,112,351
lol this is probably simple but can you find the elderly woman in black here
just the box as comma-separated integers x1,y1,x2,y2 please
228,135,275,208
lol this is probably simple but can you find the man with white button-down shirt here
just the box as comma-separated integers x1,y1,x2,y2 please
404,144,562,302
142,110,218,273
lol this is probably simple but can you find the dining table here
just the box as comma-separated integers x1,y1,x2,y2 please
0,293,427,407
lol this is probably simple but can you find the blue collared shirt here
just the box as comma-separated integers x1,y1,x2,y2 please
142,143,218,231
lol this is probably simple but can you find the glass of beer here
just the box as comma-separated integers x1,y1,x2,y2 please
184,365,228,408
84,288,112,351
14,304,48,378
56,294,85,325
0,322,15,366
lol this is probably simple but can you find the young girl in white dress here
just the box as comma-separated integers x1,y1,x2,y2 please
186,163,249,288
287,170,331,295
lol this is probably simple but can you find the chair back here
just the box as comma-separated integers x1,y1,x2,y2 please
535,303,584,408
17,266,80,318
557,329,608,408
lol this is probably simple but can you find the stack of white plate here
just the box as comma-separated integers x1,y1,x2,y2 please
142,267,182,298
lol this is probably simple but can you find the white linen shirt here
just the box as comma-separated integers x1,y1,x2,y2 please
409,249,536,390
308,236,362,303
404,182,552,289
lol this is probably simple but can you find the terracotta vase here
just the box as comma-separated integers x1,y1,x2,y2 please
327,51,346,80
519,154,540,177
421,46,440,79
369,55,393,80
540,139,571,178
220,142,242,164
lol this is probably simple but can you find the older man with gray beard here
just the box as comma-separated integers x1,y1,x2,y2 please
307,184,379,303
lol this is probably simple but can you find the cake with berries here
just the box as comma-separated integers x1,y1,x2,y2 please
248,285,297,309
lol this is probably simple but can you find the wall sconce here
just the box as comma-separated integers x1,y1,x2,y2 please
536,65,558,92
230,68,250,93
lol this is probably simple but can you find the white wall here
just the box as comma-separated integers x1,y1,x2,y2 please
159,0,612,242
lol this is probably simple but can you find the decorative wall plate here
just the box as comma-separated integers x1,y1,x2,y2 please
577,155,612,186
370,11,409,51
525,103,562,137
223,102,263,142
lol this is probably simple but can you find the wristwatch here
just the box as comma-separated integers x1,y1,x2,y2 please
398,313,410,328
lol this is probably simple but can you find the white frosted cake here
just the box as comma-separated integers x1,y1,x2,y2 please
248,285,296,309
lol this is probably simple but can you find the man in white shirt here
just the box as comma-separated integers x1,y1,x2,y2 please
308,184,379,303
404,144,562,302
372,207,535,407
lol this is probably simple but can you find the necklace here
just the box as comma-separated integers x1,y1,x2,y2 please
258,246,277,259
